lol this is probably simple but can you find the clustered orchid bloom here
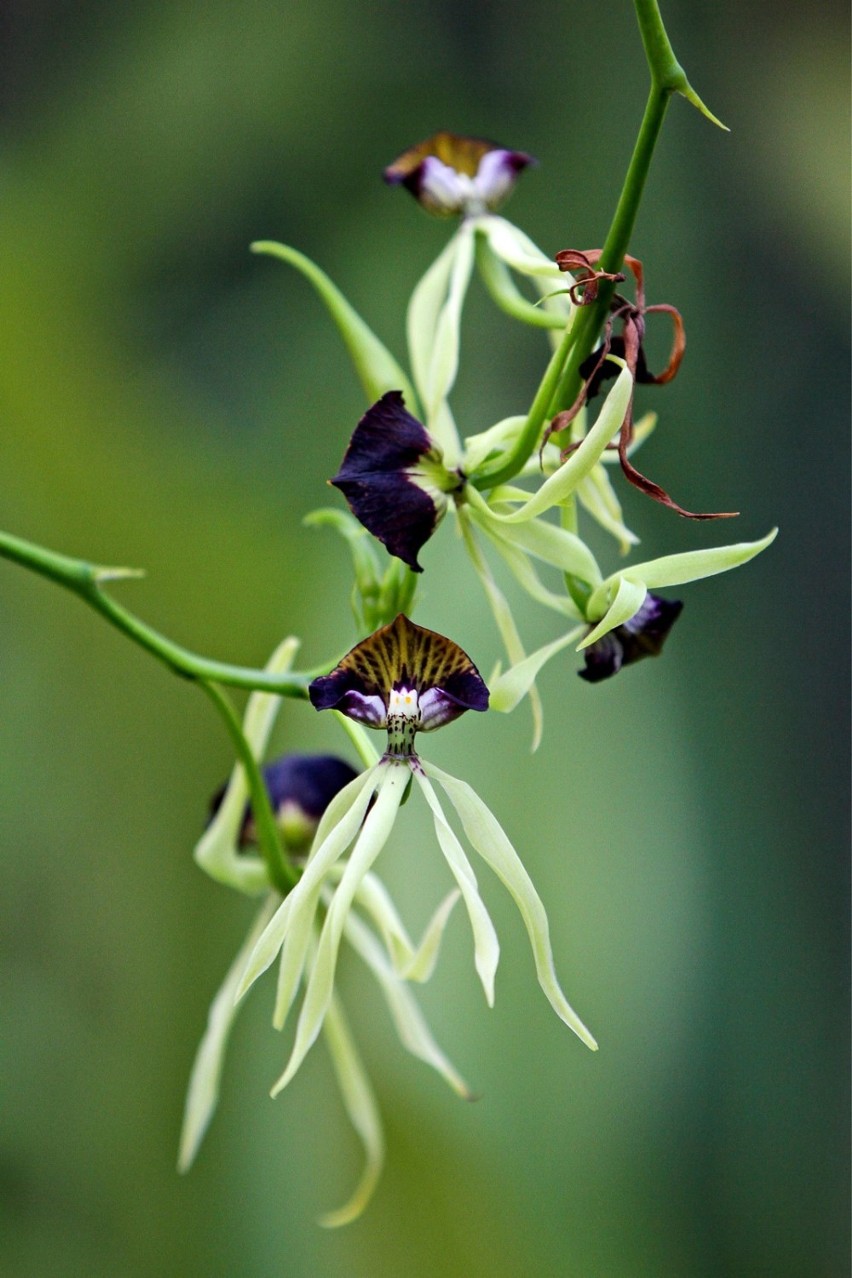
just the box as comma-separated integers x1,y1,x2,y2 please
172,126,777,1226
180,617,596,1225
251,133,774,751
0,3,781,1234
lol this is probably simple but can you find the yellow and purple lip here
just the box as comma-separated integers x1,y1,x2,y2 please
384,131,534,217
309,614,489,755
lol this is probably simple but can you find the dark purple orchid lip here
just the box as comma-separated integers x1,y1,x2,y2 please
309,614,489,738
579,594,683,683
209,753,360,847
331,391,458,572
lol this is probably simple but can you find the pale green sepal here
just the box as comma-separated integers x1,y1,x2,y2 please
483,364,633,523
272,896,318,1030
407,234,458,407
457,507,543,745
351,871,460,983
236,766,379,1001
177,892,279,1173
427,764,598,1051
479,215,566,283
475,233,565,330
489,626,585,714
318,990,385,1229
194,637,300,895
415,771,500,1006
470,494,602,584
406,228,472,456
462,416,526,475
271,767,407,1096
251,241,418,410
578,577,648,649
576,467,639,555
480,531,582,622
586,528,779,619
343,910,473,1099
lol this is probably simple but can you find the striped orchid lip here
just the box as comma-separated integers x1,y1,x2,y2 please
384,131,535,218
309,614,489,757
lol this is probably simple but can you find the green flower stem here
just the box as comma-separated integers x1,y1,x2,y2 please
0,528,313,696
471,319,576,490
474,0,722,487
200,680,298,895
550,0,723,414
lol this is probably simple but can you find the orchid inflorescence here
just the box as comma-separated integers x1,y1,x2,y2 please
0,22,776,1230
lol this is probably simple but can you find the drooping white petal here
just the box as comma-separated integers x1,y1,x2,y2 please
194,637,299,894
349,869,461,982
414,771,501,1005
427,763,598,1051
270,766,407,1096
343,909,473,1100
177,893,279,1173
585,527,779,619
578,576,648,649
236,765,379,1000
318,990,384,1228
489,625,585,715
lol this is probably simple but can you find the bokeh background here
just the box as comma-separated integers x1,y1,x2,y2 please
1,2,848,1275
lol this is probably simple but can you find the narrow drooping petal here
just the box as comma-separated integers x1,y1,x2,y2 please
236,766,380,1000
415,770,501,1005
579,591,683,683
178,893,279,1173
343,909,473,1099
384,132,534,217
348,869,460,982
331,392,457,572
271,766,408,1096
318,990,385,1228
309,614,489,751
426,762,598,1052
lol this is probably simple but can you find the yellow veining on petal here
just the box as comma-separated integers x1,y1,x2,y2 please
336,614,477,697
386,132,494,181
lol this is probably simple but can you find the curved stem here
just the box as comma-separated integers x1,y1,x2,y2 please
0,528,313,695
200,680,298,895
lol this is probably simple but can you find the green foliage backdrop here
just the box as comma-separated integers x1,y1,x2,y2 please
1,2,848,1274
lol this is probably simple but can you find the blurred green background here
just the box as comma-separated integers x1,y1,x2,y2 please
0,1,848,1275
